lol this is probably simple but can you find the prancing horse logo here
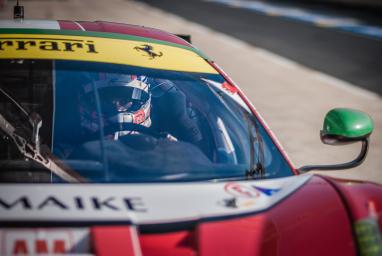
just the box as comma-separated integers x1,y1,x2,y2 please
134,44,163,60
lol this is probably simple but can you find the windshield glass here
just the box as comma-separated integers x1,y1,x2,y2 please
0,59,292,183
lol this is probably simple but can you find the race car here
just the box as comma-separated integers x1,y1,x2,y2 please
0,12,381,256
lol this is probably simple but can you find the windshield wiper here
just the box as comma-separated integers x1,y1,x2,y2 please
0,114,84,183
0,88,85,183
244,112,265,179
0,87,42,149
0,113,84,183
201,79,265,179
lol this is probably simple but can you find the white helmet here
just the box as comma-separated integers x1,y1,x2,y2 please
80,75,151,139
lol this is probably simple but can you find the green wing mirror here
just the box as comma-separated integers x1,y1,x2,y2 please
299,108,374,173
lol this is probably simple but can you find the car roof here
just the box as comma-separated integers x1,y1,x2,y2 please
0,19,215,73
0,19,211,60
0,19,196,50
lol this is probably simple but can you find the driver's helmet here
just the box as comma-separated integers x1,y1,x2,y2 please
79,75,151,139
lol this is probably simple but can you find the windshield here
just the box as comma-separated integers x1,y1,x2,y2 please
0,59,292,183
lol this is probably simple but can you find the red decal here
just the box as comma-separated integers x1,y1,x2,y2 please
53,240,66,253
4,230,74,255
133,109,145,124
13,240,28,254
222,82,238,94
11,239,67,254
225,183,260,198
36,240,48,253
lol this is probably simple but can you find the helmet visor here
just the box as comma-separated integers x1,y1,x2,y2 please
99,86,150,114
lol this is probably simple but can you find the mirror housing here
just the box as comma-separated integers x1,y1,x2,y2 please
299,108,374,173
321,108,373,145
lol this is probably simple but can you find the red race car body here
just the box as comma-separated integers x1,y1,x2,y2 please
0,20,381,256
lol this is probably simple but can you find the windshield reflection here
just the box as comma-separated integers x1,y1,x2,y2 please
0,60,293,183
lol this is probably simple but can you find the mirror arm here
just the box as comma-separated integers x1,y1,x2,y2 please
298,138,369,173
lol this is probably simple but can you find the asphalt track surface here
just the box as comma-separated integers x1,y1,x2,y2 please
138,0,382,95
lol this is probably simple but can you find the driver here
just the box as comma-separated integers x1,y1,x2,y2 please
55,73,207,163
79,75,155,140
79,74,203,145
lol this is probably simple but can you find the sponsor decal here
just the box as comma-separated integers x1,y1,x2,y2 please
219,183,260,209
0,175,311,224
354,201,382,256
0,196,147,212
221,81,238,94
201,78,251,113
0,38,98,53
224,183,260,198
355,218,382,256
252,185,280,196
3,230,70,255
133,109,146,124
0,228,90,255
0,34,218,74
134,44,163,60
219,197,257,209
219,183,281,209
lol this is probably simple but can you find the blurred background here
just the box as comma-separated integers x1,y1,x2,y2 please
1,0,381,183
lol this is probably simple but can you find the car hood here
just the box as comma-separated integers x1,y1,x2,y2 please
0,174,358,255
0,175,310,225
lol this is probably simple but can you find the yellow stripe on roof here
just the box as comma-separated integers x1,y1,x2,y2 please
0,34,218,74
